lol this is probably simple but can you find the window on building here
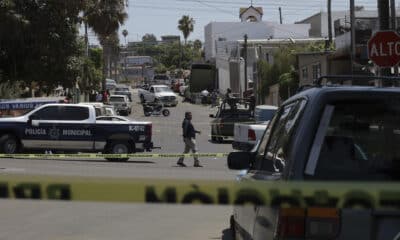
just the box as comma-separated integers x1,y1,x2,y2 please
302,67,308,80
312,63,321,80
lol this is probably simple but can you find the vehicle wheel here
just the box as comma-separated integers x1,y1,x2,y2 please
162,109,170,117
105,141,131,162
0,134,20,154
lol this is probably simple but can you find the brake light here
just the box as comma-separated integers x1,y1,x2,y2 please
277,208,306,238
248,129,256,141
276,208,340,239
306,208,340,239
146,124,152,138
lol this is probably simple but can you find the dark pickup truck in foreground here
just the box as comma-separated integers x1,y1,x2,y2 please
228,76,400,240
0,103,153,161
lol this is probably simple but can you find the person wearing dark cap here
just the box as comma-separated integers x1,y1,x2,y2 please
177,112,202,167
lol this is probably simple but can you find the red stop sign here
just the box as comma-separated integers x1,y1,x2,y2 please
367,31,400,67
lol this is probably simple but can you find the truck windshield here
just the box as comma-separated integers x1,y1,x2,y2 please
308,98,400,181
255,109,277,122
155,87,172,93
109,97,125,102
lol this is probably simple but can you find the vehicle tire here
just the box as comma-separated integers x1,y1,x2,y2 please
0,134,20,154
105,141,131,162
162,109,170,117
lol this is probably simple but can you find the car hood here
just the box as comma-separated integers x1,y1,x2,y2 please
155,92,176,97
0,116,26,122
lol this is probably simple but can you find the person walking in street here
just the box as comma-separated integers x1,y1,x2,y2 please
177,112,203,167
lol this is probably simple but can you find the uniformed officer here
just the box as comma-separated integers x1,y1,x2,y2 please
177,112,202,167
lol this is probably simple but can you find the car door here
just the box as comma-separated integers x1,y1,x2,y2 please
234,99,307,240
22,105,60,149
148,87,155,102
54,106,94,150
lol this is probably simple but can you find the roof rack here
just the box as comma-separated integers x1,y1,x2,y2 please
314,75,400,87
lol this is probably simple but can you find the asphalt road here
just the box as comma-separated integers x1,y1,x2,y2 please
0,88,238,240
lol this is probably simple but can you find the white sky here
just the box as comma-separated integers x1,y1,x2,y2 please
85,0,378,44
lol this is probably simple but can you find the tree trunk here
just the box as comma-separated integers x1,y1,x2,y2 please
102,44,107,91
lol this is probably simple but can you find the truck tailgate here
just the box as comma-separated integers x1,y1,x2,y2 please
234,123,250,143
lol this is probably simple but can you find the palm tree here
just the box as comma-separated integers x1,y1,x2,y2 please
178,15,195,45
85,0,127,90
122,29,128,46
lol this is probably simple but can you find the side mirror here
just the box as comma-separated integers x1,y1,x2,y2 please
28,115,39,126
209,114,214,118
227,151,253,170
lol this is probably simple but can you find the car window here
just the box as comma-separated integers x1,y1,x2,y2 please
252,100,306,172
155,86,172,92
306,98,400,181
59,106,89,121
109,97,125,102
33,106,61,120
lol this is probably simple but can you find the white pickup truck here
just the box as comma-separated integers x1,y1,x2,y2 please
232,105,277,151
138,85,178,107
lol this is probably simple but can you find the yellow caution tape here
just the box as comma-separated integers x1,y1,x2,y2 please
0,153,229,159
0,174,399,210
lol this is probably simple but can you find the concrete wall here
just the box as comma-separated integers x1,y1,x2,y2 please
298,53,330,86
265,83,280,106
205,22,275,62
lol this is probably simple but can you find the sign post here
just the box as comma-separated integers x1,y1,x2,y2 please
367,30,400,67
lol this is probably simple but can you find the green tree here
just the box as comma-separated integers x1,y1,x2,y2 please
142,33,157,43
178,15,195,45
193,39,202,50
86,0,127,90
0,0,86,94
122,29,128,45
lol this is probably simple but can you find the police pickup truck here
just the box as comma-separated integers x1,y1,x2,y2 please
228,76,400,240
0,103,153,161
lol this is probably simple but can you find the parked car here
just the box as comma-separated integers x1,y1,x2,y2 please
210,98,254,142
113,85,132,101
228,76,400,240
108,95,132,116
232,105,278,151
138,84,178,107
81,102,116,117
106,78,117,90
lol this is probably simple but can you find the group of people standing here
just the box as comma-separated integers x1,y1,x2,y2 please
95,90,110,104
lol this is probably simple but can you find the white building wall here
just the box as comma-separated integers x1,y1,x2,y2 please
271,24,310,39
205,22,275,62
205,21,310,62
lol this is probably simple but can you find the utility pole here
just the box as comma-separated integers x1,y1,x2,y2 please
327,0,332,45
378,0,391,79
244,34,248,96
279,7,283,24
350,0,356,75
